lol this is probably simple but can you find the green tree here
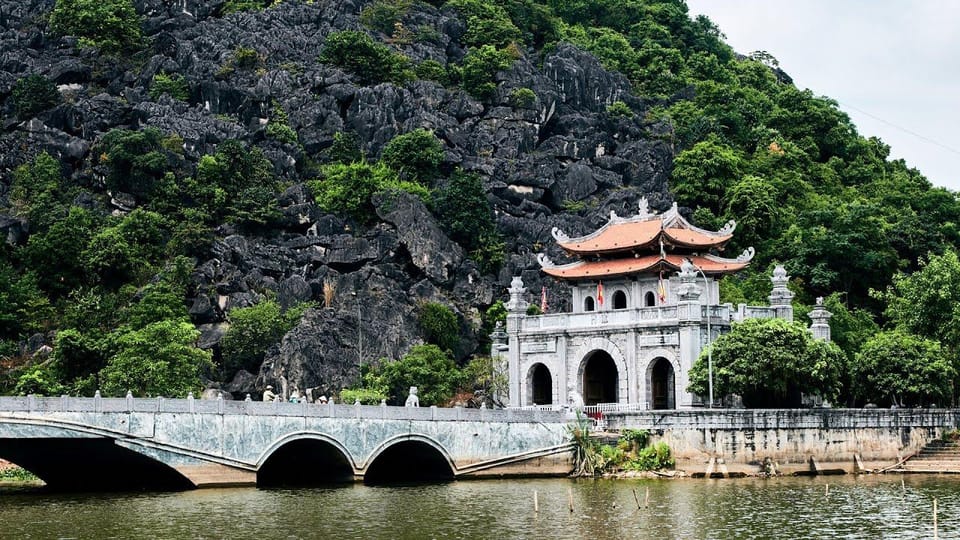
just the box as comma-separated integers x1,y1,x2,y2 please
23,207,102,297
381,129,444,185
688,318,844,407
670,134,743,212
327,131,364,164
0,263,53,340
51,328,105,383
367,344,463,405
880,250,960,353
461,45,514,100
220,299,311,374
99,320,213,397
11,75,60,119
448,0,521,48
189,140,278,223
418,302,460,353
149,73,189,101
49,0,143,53
852,331,954,407
10,152,69,232
319,30,411,85
99,127,173,200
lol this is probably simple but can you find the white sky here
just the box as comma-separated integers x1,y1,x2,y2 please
685,0,960,191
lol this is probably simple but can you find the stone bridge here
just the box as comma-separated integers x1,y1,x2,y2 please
0,396,572,491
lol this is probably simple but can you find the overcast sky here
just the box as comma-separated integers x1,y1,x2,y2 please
685,0,960,191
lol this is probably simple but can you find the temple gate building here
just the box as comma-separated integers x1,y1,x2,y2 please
501,198,832,410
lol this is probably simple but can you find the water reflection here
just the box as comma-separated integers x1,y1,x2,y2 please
1,475,956,539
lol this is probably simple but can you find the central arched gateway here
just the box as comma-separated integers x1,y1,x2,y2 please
648,357,676,410
580,350,618,405
258,436,354,487
528,363,553,405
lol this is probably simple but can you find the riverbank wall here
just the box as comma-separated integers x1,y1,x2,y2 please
606,409,960,476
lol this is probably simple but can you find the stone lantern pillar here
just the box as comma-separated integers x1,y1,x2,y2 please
505,276,528,406
769,264,795,321
675,259,702,408
808,297,833,341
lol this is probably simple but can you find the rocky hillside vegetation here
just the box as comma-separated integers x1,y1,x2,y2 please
1,0,959,406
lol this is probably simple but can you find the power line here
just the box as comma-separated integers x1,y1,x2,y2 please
837,100,960,157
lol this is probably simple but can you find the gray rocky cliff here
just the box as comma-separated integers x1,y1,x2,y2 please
0,0,676,397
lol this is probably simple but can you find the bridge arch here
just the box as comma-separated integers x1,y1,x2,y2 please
256,432,357,487
362,434,455,484
0,420,194,491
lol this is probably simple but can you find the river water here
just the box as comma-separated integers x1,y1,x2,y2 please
1,475,956,539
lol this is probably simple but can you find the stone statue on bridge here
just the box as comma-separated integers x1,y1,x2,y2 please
405,387,420,407
262,386,277,402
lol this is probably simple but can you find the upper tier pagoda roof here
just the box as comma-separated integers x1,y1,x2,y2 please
551,199,736,255
537,249,755,280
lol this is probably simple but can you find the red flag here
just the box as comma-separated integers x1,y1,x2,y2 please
597,281,604,306
540,286,548,313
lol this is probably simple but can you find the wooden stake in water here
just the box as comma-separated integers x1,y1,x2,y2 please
825,484,829,497
568,487,574,513
534,490,539,514
645,486,650,508
632,488,641,510
933,497,938,540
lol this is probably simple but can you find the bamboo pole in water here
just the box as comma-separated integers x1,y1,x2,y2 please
632,488,641,510
933,498,938,540
645,486,650,508
568,487,574,513
533,490,538,514
825,484,829,497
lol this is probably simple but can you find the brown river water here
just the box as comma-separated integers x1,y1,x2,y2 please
0,474,957,539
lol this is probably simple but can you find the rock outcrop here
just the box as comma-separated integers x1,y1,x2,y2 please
0,0,675,396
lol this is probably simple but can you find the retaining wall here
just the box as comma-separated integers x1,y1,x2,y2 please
606,409,960,475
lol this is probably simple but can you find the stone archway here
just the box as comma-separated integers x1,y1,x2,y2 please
528,363,553,405
647,357,675,410
580,350,619,405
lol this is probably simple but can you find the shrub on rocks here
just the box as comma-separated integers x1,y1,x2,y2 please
11,75,60,119
49,0,144,53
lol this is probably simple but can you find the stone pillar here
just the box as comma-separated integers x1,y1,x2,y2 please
675,260,702,409
809,297,833,341
506,277,528,407
769,264,795,321
489,322,509,405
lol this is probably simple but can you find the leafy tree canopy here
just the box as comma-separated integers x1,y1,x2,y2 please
851,331,954,407
688,318,844,407
49,0,144,53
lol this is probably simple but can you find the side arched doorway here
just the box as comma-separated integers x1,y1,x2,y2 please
528,363,552,405
581,351,618,405
648,357,675,410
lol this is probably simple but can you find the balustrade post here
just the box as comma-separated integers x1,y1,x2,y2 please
60,395,68,412
94,390,102,413
188,392,195,414
158,396,164,413
217,392,224,415
431,405,438,421
27,394,35,412
126,391,134,412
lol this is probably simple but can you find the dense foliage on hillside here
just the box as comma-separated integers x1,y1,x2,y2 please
1,0,958,405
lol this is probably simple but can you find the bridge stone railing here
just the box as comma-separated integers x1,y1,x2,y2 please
0,396,568,423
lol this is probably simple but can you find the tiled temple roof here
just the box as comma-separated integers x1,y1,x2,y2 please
552,200,736,255
538,250,755,280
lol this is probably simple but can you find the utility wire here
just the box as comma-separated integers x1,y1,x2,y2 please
837,100,960,157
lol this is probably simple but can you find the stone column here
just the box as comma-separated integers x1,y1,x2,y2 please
506,277,529,407
769,264,795,321
808,297,833,341
675,260,702,409
489,322,509,404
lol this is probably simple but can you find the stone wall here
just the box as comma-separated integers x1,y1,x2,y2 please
607,409,960,475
